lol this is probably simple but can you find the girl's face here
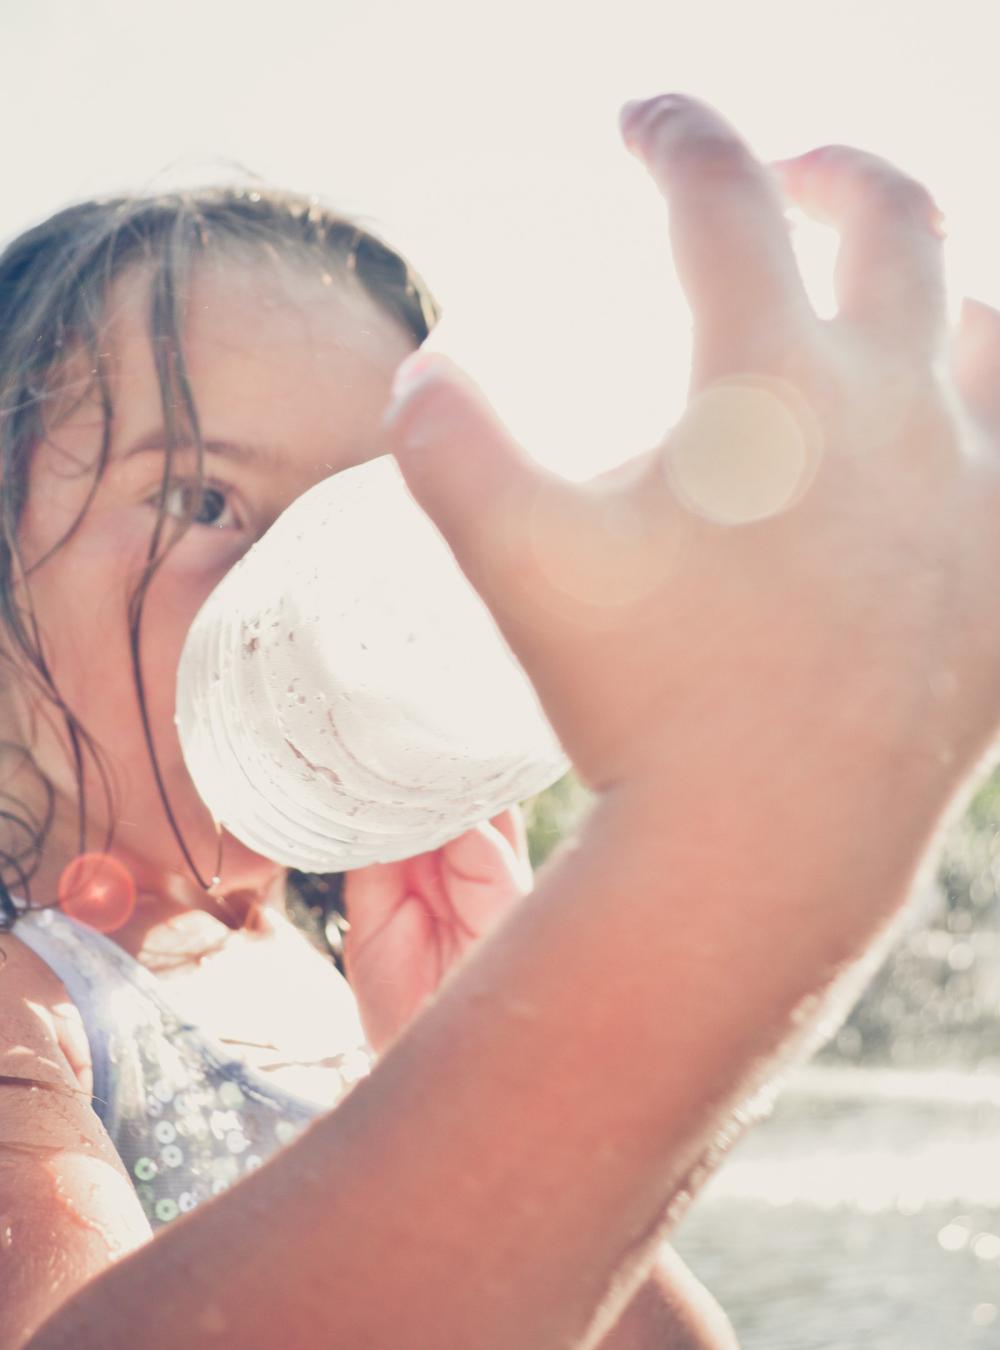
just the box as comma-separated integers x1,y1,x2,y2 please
15,253,415,904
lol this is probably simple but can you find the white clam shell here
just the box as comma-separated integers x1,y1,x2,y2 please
176,456,567,870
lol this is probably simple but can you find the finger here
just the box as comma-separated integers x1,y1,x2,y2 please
342,863,408,945
620,94,813,378
952,297,1000,427
381,351,686,787
384,354,679,622
441,825,528,934
382,351,610,703
775,146,947,354
443,823,530,895
344,854,453,938
342,893,435,1053
383,352,557,618
489,806,530,868
406,851,454,923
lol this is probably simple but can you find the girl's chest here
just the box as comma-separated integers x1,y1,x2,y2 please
139,915,369,1109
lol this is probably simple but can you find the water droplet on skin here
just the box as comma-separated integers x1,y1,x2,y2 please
0,1219,12,1250
47,1166,124,1257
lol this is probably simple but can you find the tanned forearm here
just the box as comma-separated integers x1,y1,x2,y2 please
26,715,936,1350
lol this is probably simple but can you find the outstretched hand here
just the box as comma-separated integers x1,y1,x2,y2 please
342,808,532,1053
384,97,1000,843
221,99,1000,1350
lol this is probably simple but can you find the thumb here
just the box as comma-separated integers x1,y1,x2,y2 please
382,352,559,626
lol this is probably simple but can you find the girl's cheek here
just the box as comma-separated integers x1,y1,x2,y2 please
114,501,251,577
162,536,249,587
146,539,251,634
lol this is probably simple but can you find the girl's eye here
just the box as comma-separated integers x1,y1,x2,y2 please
159,482,240,530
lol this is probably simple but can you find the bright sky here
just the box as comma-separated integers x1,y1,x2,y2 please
4,0,998,476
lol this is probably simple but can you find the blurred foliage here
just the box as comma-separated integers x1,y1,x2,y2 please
523,770,594,869
821,763,1000,1070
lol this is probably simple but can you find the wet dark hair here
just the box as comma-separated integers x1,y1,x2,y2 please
0,186,439,950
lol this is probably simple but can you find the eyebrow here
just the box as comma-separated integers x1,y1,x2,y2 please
123,429,283,470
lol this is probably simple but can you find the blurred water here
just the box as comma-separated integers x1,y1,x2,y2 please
674,1066,1000,1349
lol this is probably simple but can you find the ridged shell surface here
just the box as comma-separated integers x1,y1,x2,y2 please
176,457,567,870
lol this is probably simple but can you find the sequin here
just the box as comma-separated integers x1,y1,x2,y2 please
209,1108,241,1140
218,1081,245,1109
13,906,370,1236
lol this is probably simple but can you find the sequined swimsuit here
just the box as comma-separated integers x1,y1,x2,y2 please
13,906,371,1232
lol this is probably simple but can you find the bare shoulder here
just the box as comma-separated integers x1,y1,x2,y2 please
0,928,151,1350
0,928,93,1093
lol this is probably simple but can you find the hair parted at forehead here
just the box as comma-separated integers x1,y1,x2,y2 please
0,185,441,909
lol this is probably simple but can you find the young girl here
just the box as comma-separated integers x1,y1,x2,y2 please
5,92,1000,1349
0,141,731,1349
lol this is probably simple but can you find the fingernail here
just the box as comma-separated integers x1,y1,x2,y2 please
619,96,665,151
618,99,648,137
391,348,441,401
618,93,695,156
382,351,463,457
383,349,447,430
